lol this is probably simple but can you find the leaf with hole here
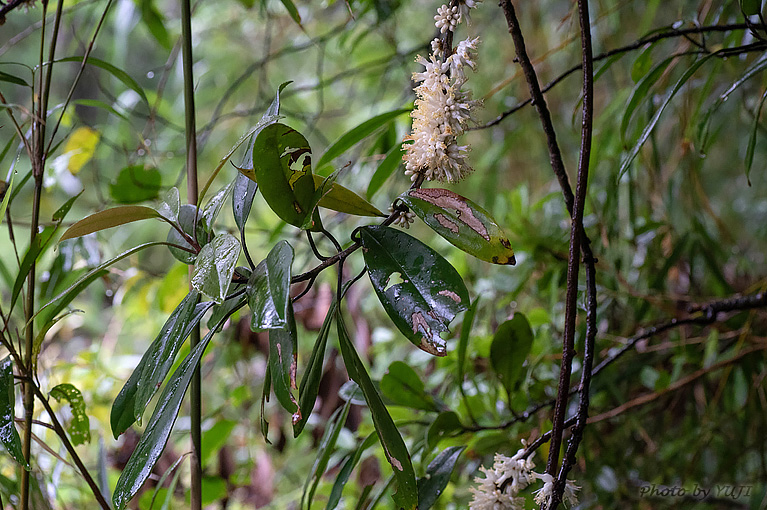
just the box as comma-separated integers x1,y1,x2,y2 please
49,383,91,446
359,225,469,356
399,188,516,265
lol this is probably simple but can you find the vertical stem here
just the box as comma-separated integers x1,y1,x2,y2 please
180,0,201,508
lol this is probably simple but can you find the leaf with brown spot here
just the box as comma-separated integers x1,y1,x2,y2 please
399,188,516,265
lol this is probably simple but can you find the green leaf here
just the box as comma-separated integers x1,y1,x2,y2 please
110,293,213,438
279,0,302,25
0,356,27,467
49,383,91,446
268,304,299,415
112,315,225,510
399,188,516,265
60,206,166,242
140,0,171,49
52,191,82,222
293,298,338,437
73,99,131,122
359,225,470,356
0,170,15,227
200,420,237,467
380,361,438,411
426,411,462,450
417,446,465,510
232,172,257,233
326,433,378,510
745,88,767,185
741,0,762,16
630,45,654,83
247,240,294,331
619,54,714,180
58,56,149,105
313,175,386,217
109,166,162,204
11,226,56,314
367,144,403,199
316,109,410,176
200,182,234,232
621,55,674,141
489,314,534,396
0,70,30,87
166,204,205,264
302,399,352,510
337,312,418,510
157,187,180,223
261,363,272,444
191,233,241,304
252,123,317,229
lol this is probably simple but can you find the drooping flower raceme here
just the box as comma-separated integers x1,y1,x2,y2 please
402,1,482,184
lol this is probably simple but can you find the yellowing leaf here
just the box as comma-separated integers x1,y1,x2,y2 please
63,127,100,174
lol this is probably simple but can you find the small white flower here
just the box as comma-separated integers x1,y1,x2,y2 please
434,4,461,33
533,473,580,508
458,0,482,23
389,206,416,228
469,467,526,510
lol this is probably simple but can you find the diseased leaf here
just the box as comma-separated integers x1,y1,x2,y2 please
399,188,516,265
312,175,386,217
490,313,534,397
112,316,226,510
109,165,162,204
359,225,469,356
417,446,466,510
337,312,418,510
60,206,165,242
252,123,317,229
247,241,294,331
49,384,91,446
191,233,240,304
316,109,410,176
380,361,438,411
0,356,27,467
268,304,299,416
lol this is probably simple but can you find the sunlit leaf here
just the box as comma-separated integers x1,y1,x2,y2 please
399,188,516,265
380,361,438,411
191,233,241,304
359,225,469,356
60,206,165,242
337,312,418,510
252,123,317,229
109,165,162,204
490,313,534,397
312,175,386,217
417,446,465,510
61,127,100,175
49,383,91,446
0,356,27,467
247,241,293,331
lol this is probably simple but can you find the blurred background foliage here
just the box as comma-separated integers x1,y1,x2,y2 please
1,0,767,508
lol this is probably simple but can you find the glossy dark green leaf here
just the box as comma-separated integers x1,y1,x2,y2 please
302,399,351,510
417,446,466,510
380,361,438,411
49,383,90,446
109,165,162,204
0,70,30,87
399,189,516,265
191,233,240,304
312,175,386,217
252,123,317,229
326,433,377,510
60,206,166,242
110,294,213,438
247,241,294,331
10,226,56,314
157,187,180,223
200,182,233,232
232,172,257,233
316,109,410,176
52,191,82,222
260,364,272,444
166,204,205,264
367,144,403,199
58,56,148,105
207,273,248,329
359,225,470,356
268,304,299,416
337,312,418,510
112,315,225,510
490,313,534,396
293,298,338,437
426,411,462,450
0,356,26,467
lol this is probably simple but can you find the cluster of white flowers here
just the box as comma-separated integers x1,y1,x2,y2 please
469,446,579,510
388,205,416,228
402,0,482,184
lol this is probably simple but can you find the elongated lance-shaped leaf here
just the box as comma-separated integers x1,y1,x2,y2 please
325,433,378,510
110,294,214,438
49,384,91,446
247,241,294,330
315,109,410,176
57,56,149,105
167,204,206,264
620,55,674,142
0,356,27,467
490,313,534,397
10,226,56,314
112,314,227,510
337,312,418,510
191,233,241,304
0,169,15,227
399,188,516,265
269,304,299,416
59,205,169,242
200,182,233,232
367,144,403,200
251,123,317,229
417,446,466,510
261,363,272,444
359,225,470,356
311,175,385,217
